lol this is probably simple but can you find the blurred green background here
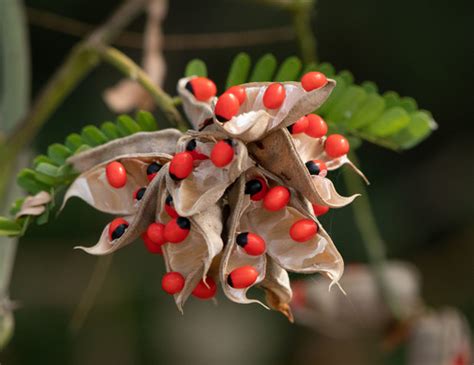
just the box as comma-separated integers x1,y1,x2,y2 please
2,0,474,364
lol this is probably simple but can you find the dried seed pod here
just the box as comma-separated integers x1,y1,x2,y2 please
178,77,215,130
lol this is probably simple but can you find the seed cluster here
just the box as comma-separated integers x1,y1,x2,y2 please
68,71,366,316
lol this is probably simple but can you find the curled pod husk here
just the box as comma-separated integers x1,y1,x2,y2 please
16,191,52,218
177,77,215,131
158,165,224,312
68,129,182,172
248,128,360,208
74,165,167,255
63,155,171,215
291,132,368,183
211,80,336,143
166,130,254,217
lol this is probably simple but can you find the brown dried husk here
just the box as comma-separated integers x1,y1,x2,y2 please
63,154,171,215
68,129,182,172
74,166,166,255
16,191,52,218
158,164,224,312
166,130,254,217
211,80,336,143
248,128,359,208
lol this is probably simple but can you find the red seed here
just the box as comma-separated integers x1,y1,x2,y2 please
225,85,247,105
305,159,327,176
215,93,240,122
105,161,127,188
165,195,179,218
301,72,328,91
141,231,163,255
290,219,318,242
227,266,259,289
263,83,286,109
108,217,128,241
245,177,268,201
288,116,309,134
186,139,208,161
263,186,290,211
146,222,167,245
169,152,194,180
192,277,217,299
312,204,330,217
210,140,234,167
187,77,217,101
305,114,328,138
325,134,350,158
162,272,185,294
236,232,266,256
164,217,191,243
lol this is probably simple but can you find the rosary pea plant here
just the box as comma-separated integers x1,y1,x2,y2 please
0,53,436,318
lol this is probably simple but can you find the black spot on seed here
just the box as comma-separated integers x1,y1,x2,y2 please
185,81,194,95
215,114,229,123
111,224,128,240
287,125,294,134
236,233,248,247
165,194,173,205
227,275,234,288
305,161,320,175
169,172,182,181
136,187,146,201
245,179,262,196
147,162,162,175
224,139,233,146
186,139,197,151
176,217,191,230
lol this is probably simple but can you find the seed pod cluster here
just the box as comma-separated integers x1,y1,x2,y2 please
60,72,367,319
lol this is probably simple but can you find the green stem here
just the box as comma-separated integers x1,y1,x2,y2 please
290,0,318,64
342,152,402,320
99,46,189,131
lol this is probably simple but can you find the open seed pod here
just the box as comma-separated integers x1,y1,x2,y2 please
74,166,167,255
408,308,472,365
157,164,224,311
210,80,335,142
248,128,361,208
177,77,215,131
220,167,344,313
63,155,171,215
166,130,254,217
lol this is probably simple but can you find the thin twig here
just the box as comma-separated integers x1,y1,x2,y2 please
342,152,403,320
69,255,113,333
26,7,295,50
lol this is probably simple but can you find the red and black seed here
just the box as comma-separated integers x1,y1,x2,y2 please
147,162,162,180
245,179,263,196
111,223,128,240
186,139,197,152
165,194,179,218
227,275,234,287
236,232,248,247
176,217,191,230
305,160,326,176
134,187,146,201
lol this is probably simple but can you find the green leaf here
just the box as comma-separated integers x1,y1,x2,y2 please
226,52,251,89
317,75,348,115
81,126,108,146
389,111,436,149
339,70,354,85
65,133,85,152
33,154,57,168
274,56,302,82
17,169,50,194
35,163,60,179
383,91,400,109
347,93,386,129
116,115,141,136
185,59,207,77
135,110,158,131
0,217,21,236
399,97,418,113
249,54,277,82
47,144,72,165
326,85,368,125
364,107,411,137
100,121,120,140
361,81,378,94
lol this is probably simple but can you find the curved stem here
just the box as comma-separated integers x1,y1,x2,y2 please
290,0,318,64
342,152,403,320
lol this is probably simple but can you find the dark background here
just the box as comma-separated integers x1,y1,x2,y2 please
2,0,474,364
